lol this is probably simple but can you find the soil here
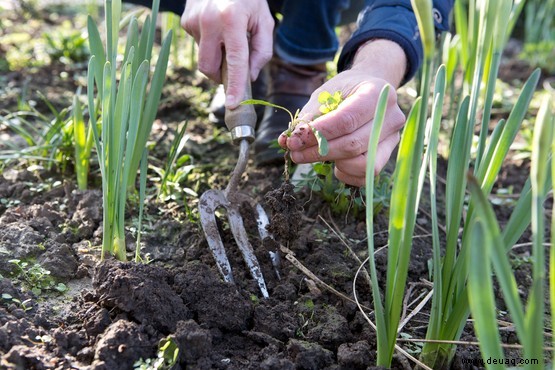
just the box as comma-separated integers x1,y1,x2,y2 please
0,5,553,370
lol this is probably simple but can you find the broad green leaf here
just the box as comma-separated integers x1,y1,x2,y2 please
467,218,505,369
467,174,526,342
477,69,540,194
525,92,552,365
137,15,151,63
443,96,471,278
411,0,435,58
128,30,173,187
423,66,446,342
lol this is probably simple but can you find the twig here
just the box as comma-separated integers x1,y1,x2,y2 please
396,338,554,351
399,288,433,333
279,244,372,311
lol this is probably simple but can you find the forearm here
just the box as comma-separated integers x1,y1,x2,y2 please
350,39,407,88
338,0,453,84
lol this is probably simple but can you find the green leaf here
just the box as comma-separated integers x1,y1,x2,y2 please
310,127,329,156
411,0,435,58
467,174,526,342
241,99,290,114
365,84,391,366
467,218,505,369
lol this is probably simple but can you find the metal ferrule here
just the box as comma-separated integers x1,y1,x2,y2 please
230,125,255,144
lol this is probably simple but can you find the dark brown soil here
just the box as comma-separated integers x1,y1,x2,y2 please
265,181,303,243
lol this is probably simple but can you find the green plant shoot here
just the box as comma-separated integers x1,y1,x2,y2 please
242,89,344,157
72,92,94,190
87,0,172,261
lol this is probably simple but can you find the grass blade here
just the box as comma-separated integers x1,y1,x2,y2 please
364,84,391,366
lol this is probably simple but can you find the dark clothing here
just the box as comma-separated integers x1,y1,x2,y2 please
338,0,453,83
125,0,453,83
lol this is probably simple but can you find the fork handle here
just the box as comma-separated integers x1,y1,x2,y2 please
221,52,257,144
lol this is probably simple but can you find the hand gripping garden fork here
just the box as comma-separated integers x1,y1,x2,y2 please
198,57,277,299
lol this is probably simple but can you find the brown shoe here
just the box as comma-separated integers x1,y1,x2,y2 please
254,57,327,166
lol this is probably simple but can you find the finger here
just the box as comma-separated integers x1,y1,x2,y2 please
288,107,405,162
289,123,370,163
197,31,223,82
221,9,250,108
373,132,400,173
334,166,365,187
278,132,288,148
333,132,399,186
248,17,274,80
287,83,386,150
334,153,368,180
180,10,200,41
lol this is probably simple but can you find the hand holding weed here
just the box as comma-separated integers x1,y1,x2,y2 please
180,0,274,108
278,40,407,187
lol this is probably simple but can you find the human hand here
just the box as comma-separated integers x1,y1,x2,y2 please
181,0,274,108
278,40,407,187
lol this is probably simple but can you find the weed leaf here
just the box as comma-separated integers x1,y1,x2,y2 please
241,99,288,112
311,126,329,156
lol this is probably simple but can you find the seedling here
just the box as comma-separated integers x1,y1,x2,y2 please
294,161,390,218
133,336,179,370
317,90,343,114
0,92,75,171
71,90,94,190
43,24,89,64
1,293,33,312
8,259,68,296
242,90,340,179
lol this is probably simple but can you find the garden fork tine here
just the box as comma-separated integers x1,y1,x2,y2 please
198,55,272,298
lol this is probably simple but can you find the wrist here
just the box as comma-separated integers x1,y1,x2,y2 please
350,39,407,88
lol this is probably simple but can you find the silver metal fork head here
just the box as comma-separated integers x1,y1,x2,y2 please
199,189,270,299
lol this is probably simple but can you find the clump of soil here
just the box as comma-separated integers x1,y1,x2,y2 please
264,181,303,243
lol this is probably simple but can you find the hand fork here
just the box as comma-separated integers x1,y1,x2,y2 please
198,58,277,299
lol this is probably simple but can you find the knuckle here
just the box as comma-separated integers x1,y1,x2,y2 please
263,16,275,31
221,6,237,25
197,61,216,79
346,136,364,156
339,110,360,134
392,109,406,130
181,17,194,33
258,49,273,64
290,151,303,163
198,12,217,30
